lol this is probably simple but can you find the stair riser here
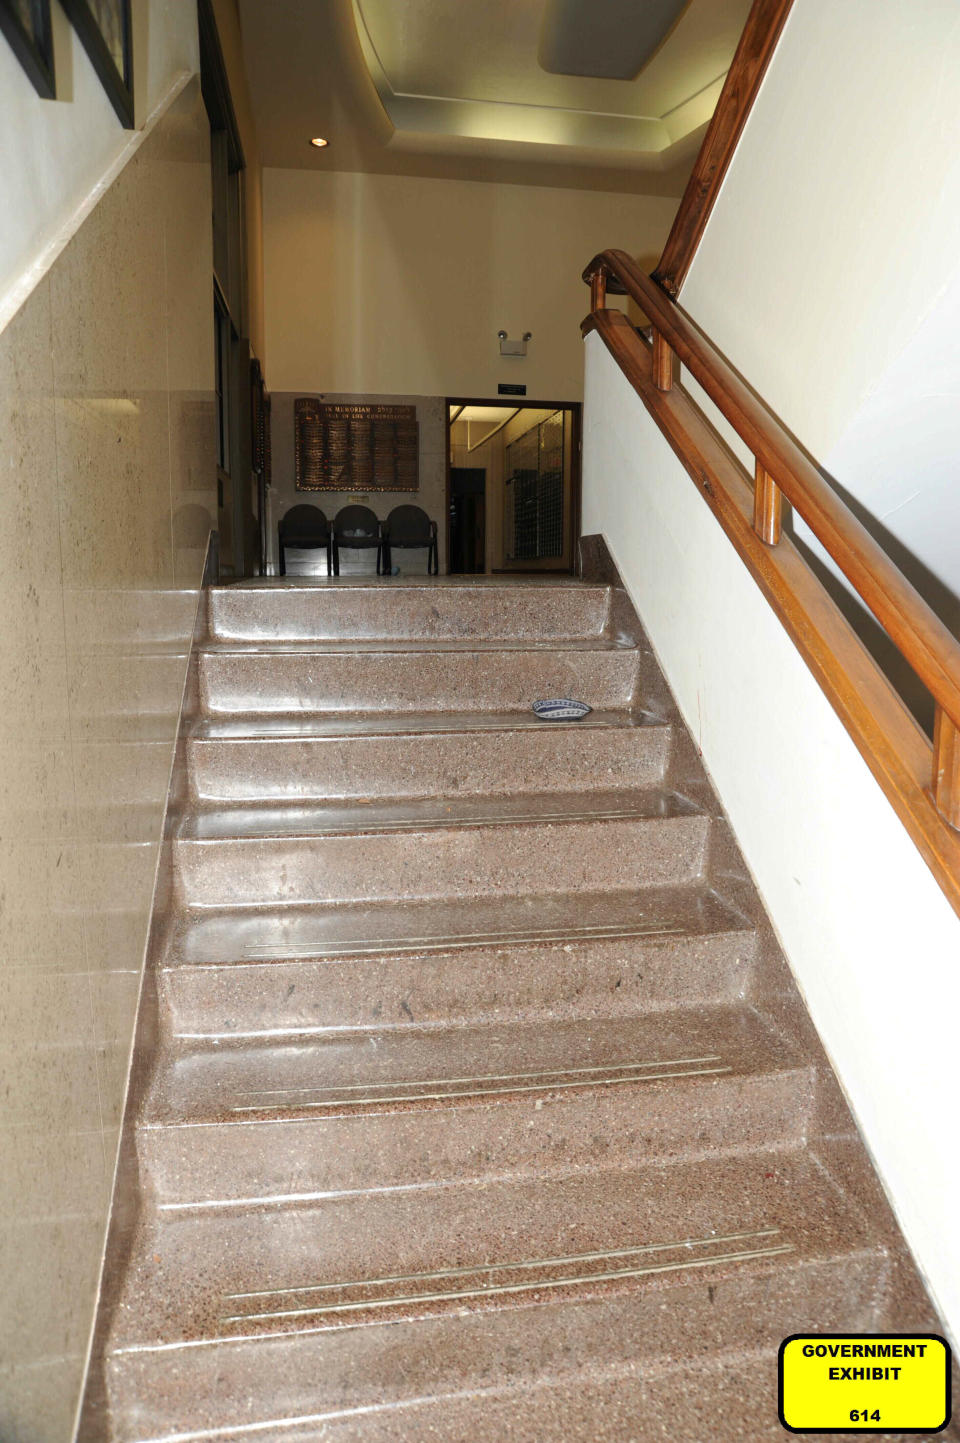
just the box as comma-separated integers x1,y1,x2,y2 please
207,587,614,644
187,727,671,803
198,650,640,715
140,1067,815,1206
161,931,756,1040
105,1255,887,1439
172,816,710,907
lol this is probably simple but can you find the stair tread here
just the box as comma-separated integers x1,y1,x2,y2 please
110,1147,880,1351
109,1349,823,1443
188,706,665,739
173,787,701,841
166,883,750,967
143,1003,802,1124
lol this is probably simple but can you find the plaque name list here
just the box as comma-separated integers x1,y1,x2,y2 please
295,400,419,492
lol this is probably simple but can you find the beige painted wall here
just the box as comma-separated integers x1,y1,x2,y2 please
0,80,215,1442
262,167,679,399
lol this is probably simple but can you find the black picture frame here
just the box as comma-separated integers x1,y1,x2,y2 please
60,0,133,128
0,0,56,98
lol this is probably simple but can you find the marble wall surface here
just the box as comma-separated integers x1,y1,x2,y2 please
0,78,215,1442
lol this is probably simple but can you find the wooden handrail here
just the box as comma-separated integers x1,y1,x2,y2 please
581,248,960,871
652,0,796,297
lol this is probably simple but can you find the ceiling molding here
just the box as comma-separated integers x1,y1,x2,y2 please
237,0,744,195
351,0,740,158
351,0,667,154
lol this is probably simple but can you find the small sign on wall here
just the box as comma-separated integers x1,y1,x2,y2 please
295,400,419,491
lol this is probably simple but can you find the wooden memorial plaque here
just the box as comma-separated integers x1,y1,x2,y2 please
295,400,419,491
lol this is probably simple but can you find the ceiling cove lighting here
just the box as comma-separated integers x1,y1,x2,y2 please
309,136,329,148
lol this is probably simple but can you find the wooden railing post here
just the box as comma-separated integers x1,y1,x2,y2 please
753,461,782,545
652,329,673,391
590,268,607,312
933,705,960,830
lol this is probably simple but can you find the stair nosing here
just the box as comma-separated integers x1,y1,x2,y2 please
186,713,669,741
198,638,638,654
170,793,705,844
140,1059,815,1130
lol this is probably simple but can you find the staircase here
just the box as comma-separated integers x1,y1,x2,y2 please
89,575,944,1442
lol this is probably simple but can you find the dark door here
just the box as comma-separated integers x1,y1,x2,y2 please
449,467,486,573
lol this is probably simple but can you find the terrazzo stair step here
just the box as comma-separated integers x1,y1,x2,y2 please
186,708,672,802
138,1006,816,1206
104,1151,890,1441
296,1359,960,1443
208,580,620,644
171,792,711,907
159,885,757,1039
116,1350,825,1443
83,575,953,1443
197,639,641,714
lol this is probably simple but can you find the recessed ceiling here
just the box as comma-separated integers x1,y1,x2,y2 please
237,0,751,195
353,0,748,155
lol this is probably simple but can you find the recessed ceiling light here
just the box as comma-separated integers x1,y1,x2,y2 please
309,136,328,148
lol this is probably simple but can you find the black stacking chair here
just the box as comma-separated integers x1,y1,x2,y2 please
383,504,438,575
278,504,330,576
330,504,386,576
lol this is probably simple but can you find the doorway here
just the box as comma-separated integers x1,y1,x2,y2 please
449,467,486,573
446,400,581,575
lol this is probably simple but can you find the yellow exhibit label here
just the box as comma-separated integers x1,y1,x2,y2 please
779,1334,951,1433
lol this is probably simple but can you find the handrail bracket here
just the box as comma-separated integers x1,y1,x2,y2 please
753,462,782,546
933,707,960,831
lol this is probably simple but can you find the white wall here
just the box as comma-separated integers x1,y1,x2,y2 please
582,333,960,1341
813,267,960,619
679,0,960,629
262,166,679,398
0,0,198,330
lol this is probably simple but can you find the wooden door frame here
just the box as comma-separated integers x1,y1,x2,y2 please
444,397,583,576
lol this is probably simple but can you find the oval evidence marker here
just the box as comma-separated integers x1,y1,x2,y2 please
532,698,592,721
